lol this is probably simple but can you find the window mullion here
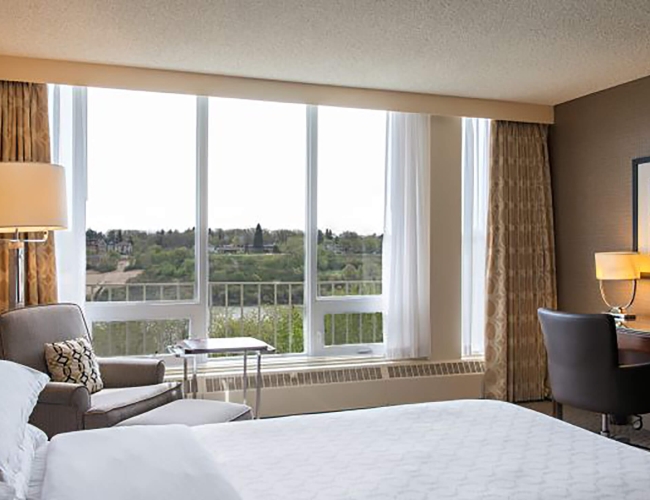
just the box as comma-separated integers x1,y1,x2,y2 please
194,96,210,339
73,86,88,310
305,105,319,355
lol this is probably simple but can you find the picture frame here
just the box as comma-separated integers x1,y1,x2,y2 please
633,156,650,277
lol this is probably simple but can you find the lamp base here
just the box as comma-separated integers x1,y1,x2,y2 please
8,241,25,309
604,311,636,321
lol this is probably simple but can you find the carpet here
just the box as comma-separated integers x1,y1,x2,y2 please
521,401,650,450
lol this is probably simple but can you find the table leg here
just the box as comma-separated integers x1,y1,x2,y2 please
192,355,198,399
255,351,262,419
242,351,248,406
183,356,188,399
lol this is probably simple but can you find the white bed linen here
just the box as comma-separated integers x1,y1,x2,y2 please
26,444,47,500
40,425,240,500
193,400,650,500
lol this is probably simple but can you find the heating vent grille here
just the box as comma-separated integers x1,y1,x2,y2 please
387,360,485,379
202,360,484,393
206,366,383,392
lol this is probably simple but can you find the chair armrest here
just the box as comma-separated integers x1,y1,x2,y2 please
38,381,91,411
98,357,165,388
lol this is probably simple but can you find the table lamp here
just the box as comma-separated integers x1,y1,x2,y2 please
594,251,640,320
0,162,67,309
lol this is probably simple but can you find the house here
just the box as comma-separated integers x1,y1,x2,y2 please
108,240,133,256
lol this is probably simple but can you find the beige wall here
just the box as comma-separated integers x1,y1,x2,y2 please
430,116,463,360
0,55,553,123
551,75,650,314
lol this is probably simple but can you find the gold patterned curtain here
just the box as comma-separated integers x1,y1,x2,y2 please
483,120,557,402
0,81,58,312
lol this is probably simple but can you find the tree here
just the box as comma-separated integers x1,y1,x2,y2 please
86,228,101,242
317,229,324,245
253,223,264,250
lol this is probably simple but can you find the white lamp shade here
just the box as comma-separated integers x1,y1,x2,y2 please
594,251,640,280
0,162,67,233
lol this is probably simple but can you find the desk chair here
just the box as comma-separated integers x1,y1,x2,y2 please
538,308,650,437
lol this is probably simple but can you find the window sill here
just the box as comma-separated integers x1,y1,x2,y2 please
461,354,485,362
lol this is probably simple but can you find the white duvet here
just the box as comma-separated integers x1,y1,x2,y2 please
33,400,650,500
39,425,240,500
195,400,650,499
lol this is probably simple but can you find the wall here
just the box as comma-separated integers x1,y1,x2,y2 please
430,116,463,360
551,75,650,314
0,55,553,123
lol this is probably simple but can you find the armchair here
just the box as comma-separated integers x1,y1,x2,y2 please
0,303,181,437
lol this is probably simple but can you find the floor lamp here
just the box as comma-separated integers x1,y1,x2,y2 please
0,162,67,309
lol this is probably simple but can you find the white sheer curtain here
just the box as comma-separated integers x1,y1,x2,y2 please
49,85,87,307
461,118,490,356
383,112,431,360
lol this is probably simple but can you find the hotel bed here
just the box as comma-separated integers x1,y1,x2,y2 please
25,400,650,500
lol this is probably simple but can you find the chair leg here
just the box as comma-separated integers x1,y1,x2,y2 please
600,414,611,437
552,400,563,420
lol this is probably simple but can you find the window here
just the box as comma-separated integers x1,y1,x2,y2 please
85,88,197,304
461,118,490,357
316,106,385,298
207,98,307,354
53,86,388,358
311,106,386,355
92,320,189,357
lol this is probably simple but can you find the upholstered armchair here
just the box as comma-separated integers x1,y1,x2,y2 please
0,303,182,437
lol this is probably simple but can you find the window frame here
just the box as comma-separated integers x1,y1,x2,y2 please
304,106,384,357
81,92,209,342
64,89,384,358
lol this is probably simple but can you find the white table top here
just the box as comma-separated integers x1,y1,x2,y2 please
175,337,276,355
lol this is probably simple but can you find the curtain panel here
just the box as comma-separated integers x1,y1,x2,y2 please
383,112,431,360
0,81,58,312
483,120,557,402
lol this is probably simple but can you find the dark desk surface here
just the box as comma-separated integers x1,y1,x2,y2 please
616,317,650,359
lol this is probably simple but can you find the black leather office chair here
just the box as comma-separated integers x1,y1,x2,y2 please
538,308,650,437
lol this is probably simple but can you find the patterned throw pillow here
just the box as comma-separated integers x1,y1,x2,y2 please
44,337,104,393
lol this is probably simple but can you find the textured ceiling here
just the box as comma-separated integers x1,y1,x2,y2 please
1,0,650,105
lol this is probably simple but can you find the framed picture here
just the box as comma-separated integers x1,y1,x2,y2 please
633,157,650,276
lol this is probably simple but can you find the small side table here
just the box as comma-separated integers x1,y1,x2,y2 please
171,337,275,418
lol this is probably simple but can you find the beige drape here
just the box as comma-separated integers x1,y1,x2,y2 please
0,81,58,312
483,120,557,402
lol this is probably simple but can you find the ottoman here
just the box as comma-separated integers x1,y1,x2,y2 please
116,399,252,427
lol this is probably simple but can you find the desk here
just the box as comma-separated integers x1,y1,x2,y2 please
617,318,650,359
172,337,275,418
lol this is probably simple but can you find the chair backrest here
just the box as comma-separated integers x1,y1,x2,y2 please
0,303,90,373
537,308,619,412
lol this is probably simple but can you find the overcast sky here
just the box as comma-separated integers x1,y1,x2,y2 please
86,88,386,236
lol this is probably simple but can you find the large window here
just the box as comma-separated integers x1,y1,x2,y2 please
85,88,197,304
315,107,385,353
207,98,307,354
56,86,388,358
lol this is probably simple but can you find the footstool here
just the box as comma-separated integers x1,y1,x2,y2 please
116,399,252,427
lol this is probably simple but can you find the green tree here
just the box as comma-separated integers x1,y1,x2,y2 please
253,223,264,250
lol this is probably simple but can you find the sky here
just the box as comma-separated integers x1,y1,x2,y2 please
86,88,386,236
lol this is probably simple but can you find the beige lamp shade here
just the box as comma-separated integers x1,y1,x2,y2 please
0,162,67,233
594,251,640,281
